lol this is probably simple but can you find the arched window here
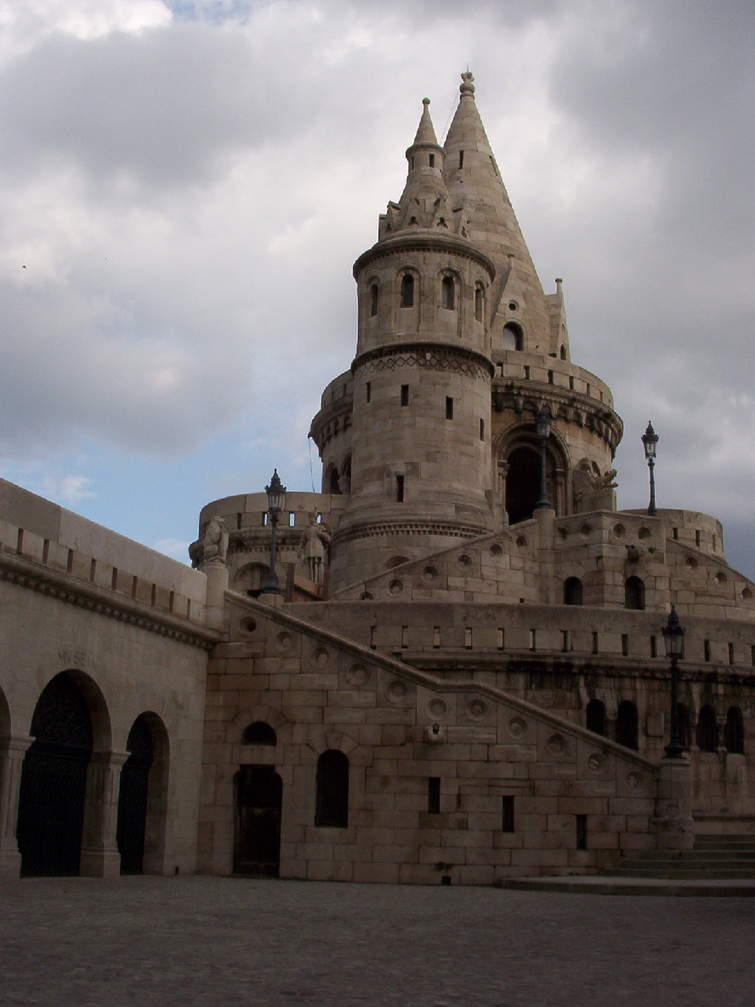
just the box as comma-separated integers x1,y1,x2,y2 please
676,703,691,748
586,699,606,736
400,273,414,308
563,577,583,606
242,722,277,746
616,700,639,750
474,284,484,322
441,275,455,310
341,455,352,494
329,467,341,495
625,576,645,610
505,445,552,524
315,750,349,828
502,323,523,351
696,705,718,752
724,706,744,754
369,283,378,317
560,344,567,360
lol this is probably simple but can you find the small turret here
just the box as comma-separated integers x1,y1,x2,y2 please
379,99,453,239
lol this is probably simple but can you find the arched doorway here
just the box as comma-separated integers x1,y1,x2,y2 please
17,672,93,876
234,765,282,876
116,713,168,874
505,446,542,524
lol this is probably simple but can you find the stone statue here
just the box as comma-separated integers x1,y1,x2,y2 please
298,513,331,585
202,515,229,564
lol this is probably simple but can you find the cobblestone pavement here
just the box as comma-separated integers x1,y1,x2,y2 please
2,877,753,1007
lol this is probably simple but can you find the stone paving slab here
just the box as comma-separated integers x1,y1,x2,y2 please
1,876,754,1007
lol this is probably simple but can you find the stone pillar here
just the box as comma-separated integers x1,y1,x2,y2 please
201,558,229,630
0,735,32,878
79,750,128,878
654,756,694,851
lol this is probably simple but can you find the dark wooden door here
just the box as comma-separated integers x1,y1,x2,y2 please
234,766,282,877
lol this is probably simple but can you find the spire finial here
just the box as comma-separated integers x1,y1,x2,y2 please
422,97,430,106
460,70,475,97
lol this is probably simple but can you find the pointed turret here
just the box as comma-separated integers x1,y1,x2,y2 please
379,98,453,239
443,71,553,353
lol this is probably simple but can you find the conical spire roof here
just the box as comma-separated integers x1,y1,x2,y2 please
379,98,453,239
413,96,439,146
443,72,553,353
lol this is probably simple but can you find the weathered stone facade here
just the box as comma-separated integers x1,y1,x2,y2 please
0,73,752,883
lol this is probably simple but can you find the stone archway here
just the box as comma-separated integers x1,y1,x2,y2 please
17,672,94,876
500,428,567,524
116,712,170,875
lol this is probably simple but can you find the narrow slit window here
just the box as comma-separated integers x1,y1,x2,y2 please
396,474,405,502
428,777,441,814
366,381,371,403
400,384,409,406
592,631,599,655
370,625,376,649
621,633,629,656
548,370,554,384
650,635,657,658
459,150,464,169
479,418,485,441
529,629,536,652
111,567,118,590
501,796,515,832
261,511,269,526
429,153,435,167
524,366,531,380
728,642,735,665
561,630,571,652
576,814,588,850
464,627,473,649
672,527,678,540
401,625,409,649
445,396,454,420
433,626,441,649
497,628,505,651
704,639,711,662
369,283,378,317
695,529,701,547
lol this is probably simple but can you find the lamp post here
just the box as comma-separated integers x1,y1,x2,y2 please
534,404,552,510
662,605,685,758
641,421,659,516
260,469,286,594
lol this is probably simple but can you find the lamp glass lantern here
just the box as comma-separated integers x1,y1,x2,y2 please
642,421,658,461
265,469,287,515
662,606,685,659
536,405,552,441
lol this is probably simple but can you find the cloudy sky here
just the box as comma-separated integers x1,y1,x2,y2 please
1,0,753,576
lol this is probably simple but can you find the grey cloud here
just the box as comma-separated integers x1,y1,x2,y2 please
0,22,319,188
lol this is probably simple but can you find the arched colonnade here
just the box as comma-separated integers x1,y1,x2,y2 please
0,672,170,878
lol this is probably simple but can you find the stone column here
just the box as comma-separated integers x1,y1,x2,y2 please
201,558,229,630
79,750,128,878
0,735,32,878
654,756,694,851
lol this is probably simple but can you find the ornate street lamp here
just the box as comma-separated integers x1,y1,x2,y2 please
641,421,659,516
534,404,552,510
662,605,686,758
260,469,286,594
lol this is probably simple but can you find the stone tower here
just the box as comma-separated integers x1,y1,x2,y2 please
311,73,624,593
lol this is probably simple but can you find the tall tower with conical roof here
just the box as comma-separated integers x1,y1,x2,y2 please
310,73,623,592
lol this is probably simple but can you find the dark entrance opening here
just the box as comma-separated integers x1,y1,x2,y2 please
17,672,93,876
234,765,282,876
117,715,154,874
506,446,542,524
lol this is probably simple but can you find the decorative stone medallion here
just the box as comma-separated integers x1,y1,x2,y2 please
546,733,566,756
387,680,408,704
388,579,403,596
467,699,487,721
313,647,329,666
345,664,370,687
587,752,603,771
277,631,292,651
428,698,447,717
508,716,527,738
626,771,641,790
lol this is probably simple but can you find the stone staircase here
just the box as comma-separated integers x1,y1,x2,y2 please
602,835,755,880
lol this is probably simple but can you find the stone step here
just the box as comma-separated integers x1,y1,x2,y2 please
603,866,755,879
695,836,755,850
501,877,755,897
633,850,755,862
